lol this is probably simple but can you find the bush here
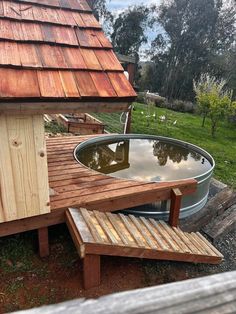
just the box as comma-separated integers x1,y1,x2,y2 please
136,92,146,104
172,100,196,113
157,99,196,113
194,74,233,137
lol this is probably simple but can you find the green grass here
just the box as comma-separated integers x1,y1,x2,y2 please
45,121,67,134
92,102,236,188
91,112,124,133
0,233,35,273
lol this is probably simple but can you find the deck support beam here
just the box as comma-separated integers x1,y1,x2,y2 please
169,188,183,227
83,255,101,289
38,227,50,258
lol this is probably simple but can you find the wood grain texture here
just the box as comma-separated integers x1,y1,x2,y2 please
108,72,137,97
59,71,81,98
90,72,117,97
66,208,223,267
80,48,102,70
73,71,99,97
83,254,101,289
17,0,92,11
46,135,197,212
38,227,50,257
0,133,196,235
0,102,130,115
0,0,136,105
95,50,124,71
0,69,40,98
169,188,182,227
0,115,50,223
37,70,65,97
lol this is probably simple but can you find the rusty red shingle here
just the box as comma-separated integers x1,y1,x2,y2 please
0,0,136,102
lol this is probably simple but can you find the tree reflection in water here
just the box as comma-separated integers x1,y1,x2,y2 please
152,140,201,166
78,141,130,174
78,146,113,171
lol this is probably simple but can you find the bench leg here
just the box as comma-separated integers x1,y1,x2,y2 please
83,255,101,289
38,227,49,258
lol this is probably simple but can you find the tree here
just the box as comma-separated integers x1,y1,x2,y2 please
111,6,150,57
212,45,236,99
87,0,113,35
147,0,236,100
194,74,233,137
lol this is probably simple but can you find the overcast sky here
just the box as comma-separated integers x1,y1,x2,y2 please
107,0,157,13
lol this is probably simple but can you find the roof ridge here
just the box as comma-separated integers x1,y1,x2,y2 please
6,0,92,14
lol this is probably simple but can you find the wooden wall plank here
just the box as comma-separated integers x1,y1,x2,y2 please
0,116,17,222
0,115,50,223
32,115,51,215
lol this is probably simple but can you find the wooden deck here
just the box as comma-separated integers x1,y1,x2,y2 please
0,135,197,238
48,135,197,212
66,208,223,288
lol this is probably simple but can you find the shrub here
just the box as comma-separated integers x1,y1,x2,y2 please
194,74,233,137
159,99,195,113
136,92,146,104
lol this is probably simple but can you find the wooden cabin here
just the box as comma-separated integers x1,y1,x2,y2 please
0,0,136,224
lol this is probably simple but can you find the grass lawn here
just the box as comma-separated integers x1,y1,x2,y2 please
93,102,236,188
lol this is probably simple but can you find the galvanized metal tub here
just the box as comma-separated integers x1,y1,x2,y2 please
74,134,215,219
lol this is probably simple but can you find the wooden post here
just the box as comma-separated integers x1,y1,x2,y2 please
124,106,132,134
38,227,50,258
83,255,101,289
127,63,135,86
169,188,182,227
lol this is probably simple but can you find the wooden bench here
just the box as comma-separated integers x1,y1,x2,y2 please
66,208,223,289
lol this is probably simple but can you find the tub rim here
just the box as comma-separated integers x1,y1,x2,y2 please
73,133,215,184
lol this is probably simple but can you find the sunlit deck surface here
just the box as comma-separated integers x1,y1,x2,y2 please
48,135,196,212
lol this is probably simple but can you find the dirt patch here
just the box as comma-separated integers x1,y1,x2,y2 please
0,225,235,313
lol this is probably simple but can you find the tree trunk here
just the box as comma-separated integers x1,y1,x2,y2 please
211,121,217,138
202,114,207,127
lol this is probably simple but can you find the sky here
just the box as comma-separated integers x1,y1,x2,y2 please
107,0,159,60
107,0,157,13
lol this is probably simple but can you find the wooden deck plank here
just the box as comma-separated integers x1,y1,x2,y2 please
66,211,86,258
139,217,170,251
80,208,104,244
93,211,121,245
128,215,157,249
191,233,217,256
156,221,182,252
0,134,199,238
196,232,224,258
49,175,112,189
50,182,196,211
150,219,179,252
53,177,116,194
183,233,206,255
67,208,94,244
45,135,198,214
118,214,147,248
159,221,190,253
51,180,146,201
105,213,134,247
173,227,198,254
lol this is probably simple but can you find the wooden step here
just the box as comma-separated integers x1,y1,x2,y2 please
66,208,224,289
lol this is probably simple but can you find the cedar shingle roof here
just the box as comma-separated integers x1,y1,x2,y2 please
0,0,136,103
